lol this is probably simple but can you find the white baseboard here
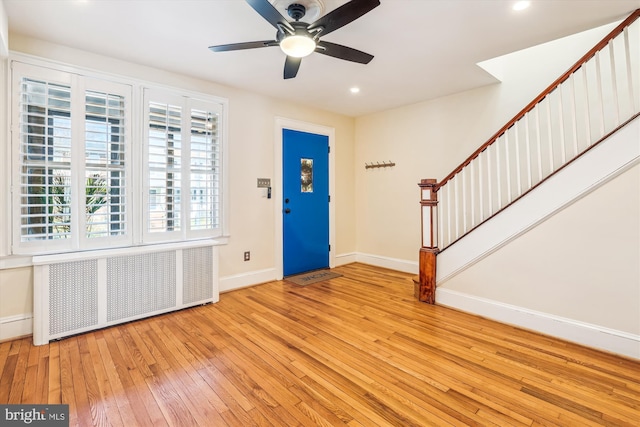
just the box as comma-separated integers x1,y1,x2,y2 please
335,252,357,266
355,253,418,274
218,252,417,293
0,314,33,342
219,268,278,293
436,288,640,360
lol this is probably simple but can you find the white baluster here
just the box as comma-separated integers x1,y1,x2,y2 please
515,120,523,197
535,105,543,182
504,131,512,204
478,148,485,222
545,96,554,173
496,137,502,209
461,167,467,235
524,112,532,189
557,87,567,164
438,193,445,249
454,174,460,240
470,161,476,228
582,65,592,145
623,27,636,113
446,182,452,247
609,39,620,127
595,51,605,136
570,73,579,158
487,143,494,215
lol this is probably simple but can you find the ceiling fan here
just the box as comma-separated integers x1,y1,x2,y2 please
208,0,380,79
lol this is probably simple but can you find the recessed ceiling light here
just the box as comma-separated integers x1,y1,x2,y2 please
513,1,530,11
350,87,360,94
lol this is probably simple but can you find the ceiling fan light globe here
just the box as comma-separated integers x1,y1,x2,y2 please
280,35,316,58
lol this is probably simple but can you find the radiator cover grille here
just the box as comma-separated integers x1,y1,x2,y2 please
49,260,98,335
183,246,214,304
107,251,177,322
33,243,219,345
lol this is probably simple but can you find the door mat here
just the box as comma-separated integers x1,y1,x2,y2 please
286,270,342,286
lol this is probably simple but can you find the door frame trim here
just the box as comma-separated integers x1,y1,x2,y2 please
274,117,335,279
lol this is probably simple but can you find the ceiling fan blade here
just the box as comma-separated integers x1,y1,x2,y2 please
316,41,374,64
246,0,294,32
209,40,278,52
308,0,380,36
284,56,302,79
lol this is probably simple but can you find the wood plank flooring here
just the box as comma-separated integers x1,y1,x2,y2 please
1,263,639,426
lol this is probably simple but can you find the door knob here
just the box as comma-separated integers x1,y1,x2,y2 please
284,208,291,214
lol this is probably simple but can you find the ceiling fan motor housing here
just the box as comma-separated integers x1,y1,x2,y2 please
276,21,313,43
287,3,307,20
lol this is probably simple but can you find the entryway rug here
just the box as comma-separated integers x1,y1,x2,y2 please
286,270,342,286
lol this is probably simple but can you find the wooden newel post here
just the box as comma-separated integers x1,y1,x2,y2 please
418,179,438,304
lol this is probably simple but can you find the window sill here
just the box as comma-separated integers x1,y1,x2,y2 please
4,237,230,268
0,255,34,270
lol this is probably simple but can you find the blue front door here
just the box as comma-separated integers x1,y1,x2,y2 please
283,129,329,276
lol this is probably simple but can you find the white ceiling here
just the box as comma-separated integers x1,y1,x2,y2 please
4,0,640,117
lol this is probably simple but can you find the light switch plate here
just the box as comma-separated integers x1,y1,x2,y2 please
257,178,271,188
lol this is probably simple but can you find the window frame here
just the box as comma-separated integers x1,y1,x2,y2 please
8,58,229,256
12,63,77,254
142,88,225,243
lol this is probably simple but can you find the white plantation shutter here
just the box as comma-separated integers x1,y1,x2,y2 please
189,107,220,232
12,63,132,254
10,60,227,255
144,90,223,241
84,90,127,239
17,76,73,246
147,100,183,236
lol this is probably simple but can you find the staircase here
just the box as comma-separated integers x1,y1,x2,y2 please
417,10,640,358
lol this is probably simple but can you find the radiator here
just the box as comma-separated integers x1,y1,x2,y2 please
32,241,219,345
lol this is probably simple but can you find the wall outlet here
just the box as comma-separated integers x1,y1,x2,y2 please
244,251,250,261
257,178,271,188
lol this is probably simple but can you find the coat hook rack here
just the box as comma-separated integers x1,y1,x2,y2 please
365,160,396,169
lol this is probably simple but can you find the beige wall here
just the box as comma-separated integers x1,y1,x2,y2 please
1,20,630,344
0,0,7,57
353,21,617,265
0,267,32,318
0,34,356,319
351,21,639,346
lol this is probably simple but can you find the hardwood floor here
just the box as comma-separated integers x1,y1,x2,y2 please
1,263,639,426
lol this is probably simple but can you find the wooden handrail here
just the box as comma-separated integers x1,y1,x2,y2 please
436,9,640,191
